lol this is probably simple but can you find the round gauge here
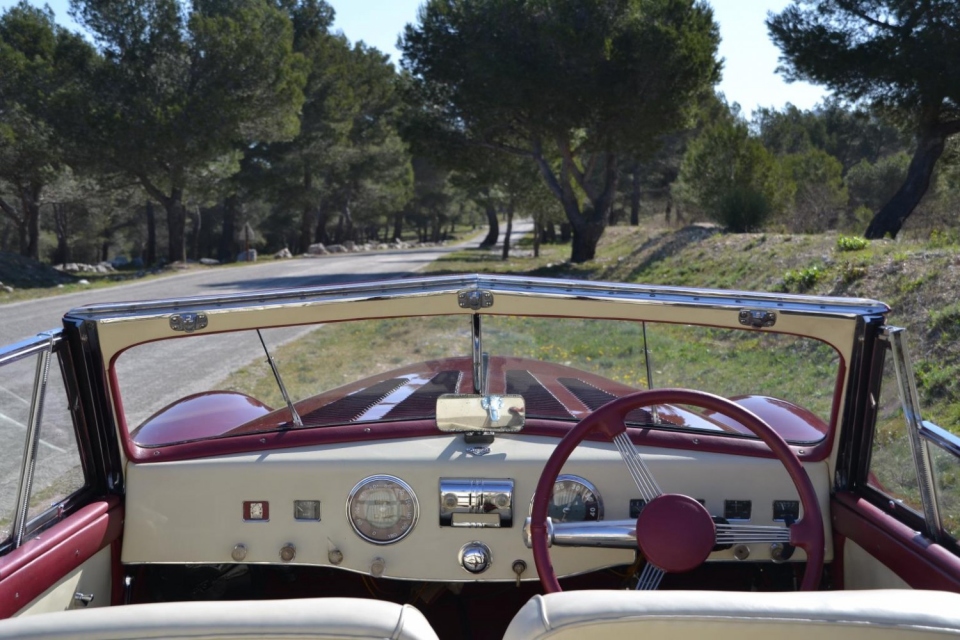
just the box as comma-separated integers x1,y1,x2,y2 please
347,475,419,544
530,474,603,523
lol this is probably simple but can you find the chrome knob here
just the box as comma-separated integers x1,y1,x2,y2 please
459,541,492,574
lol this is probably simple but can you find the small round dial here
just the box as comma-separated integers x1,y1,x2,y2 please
531,474,603,523
347,475,418,544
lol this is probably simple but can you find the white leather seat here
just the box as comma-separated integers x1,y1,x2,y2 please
0,597,439,640
504,589,960,640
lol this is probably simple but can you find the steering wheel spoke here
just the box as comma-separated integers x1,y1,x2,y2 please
613,432,662,502
715,522,792,545
635,562,666,590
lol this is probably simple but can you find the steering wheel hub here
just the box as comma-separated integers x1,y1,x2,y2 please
636,494,715,573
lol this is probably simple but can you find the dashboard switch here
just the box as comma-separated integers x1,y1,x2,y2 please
459,541,492,574
279,543,296,563
724,500,752,520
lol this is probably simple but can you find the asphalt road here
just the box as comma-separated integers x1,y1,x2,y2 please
0,224,531,534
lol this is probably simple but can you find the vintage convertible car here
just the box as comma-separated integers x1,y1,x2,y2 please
2,273,960,639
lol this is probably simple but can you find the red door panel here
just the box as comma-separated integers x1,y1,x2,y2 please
0,498,123,618
832,491,960,592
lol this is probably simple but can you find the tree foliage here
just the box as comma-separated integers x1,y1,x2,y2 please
781,148,848,233
402,0,721,262
768,0,960,238
677,109,792,232
65,0,308,262
0,3,93,258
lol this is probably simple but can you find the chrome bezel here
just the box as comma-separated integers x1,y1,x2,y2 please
530,474,604,521
346,475,419,545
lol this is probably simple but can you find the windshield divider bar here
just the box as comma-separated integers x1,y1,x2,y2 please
472,314,483,396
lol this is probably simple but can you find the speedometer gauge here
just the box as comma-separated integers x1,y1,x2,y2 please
531,474,603,523
347,475,419,544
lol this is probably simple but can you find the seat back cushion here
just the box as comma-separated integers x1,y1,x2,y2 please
504,590,960,640
0,597,439,640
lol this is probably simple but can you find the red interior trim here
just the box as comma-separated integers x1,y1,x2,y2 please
832,491,960,592
832,530,846,591
0,498,123,618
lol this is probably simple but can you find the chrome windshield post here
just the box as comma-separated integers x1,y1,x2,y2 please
883,326,942,541
12,333,55,549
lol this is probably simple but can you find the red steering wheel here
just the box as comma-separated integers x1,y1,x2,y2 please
530,389,825,592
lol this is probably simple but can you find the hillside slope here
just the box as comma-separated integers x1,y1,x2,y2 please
582,225,960,430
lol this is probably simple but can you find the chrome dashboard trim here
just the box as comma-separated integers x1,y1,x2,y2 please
439,478,514,528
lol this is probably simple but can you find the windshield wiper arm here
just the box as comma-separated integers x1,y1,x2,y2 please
257,330,303,428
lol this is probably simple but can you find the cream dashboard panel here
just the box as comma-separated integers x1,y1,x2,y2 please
122,434,832,582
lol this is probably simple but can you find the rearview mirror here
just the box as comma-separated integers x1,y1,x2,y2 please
436,394,525,432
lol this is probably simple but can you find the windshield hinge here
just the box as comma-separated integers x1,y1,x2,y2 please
738,309,776,328
458,290,494,310
170,312,208,333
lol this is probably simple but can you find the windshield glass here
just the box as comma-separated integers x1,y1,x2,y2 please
114,315,839,447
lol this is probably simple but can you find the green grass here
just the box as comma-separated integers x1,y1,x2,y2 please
218,314,839,437
222,317,470,408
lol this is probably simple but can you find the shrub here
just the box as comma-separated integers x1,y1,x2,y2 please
836,235,869,252
716,186,772,233
840,262,868,283
783,265,824,291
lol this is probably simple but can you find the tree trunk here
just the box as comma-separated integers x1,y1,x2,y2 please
480,197,498,247
189,205,201,260
569,221,604,263
501,202,514,260
631,162,641,226
393,211,403,242
145,201,157,266
219,195,238,263
865,124,953,239
315,204,330,245
533,147,618,263
26,202,40,260
52,203,70,265
299,168,314,253
533,219,541,258
165,189,186,263
20,184,41,260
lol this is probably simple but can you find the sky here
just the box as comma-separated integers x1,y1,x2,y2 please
1,0,830,115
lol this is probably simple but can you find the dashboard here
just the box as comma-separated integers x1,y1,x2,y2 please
122,434,833,582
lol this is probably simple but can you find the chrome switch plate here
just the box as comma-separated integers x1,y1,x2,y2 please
440,478,514,527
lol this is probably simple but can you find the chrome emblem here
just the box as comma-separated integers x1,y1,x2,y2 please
466,446,491,456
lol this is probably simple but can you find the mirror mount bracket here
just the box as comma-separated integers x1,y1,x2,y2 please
464,431,496,445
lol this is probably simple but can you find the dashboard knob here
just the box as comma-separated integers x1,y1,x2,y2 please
459,541,492,574
279,543,296,563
